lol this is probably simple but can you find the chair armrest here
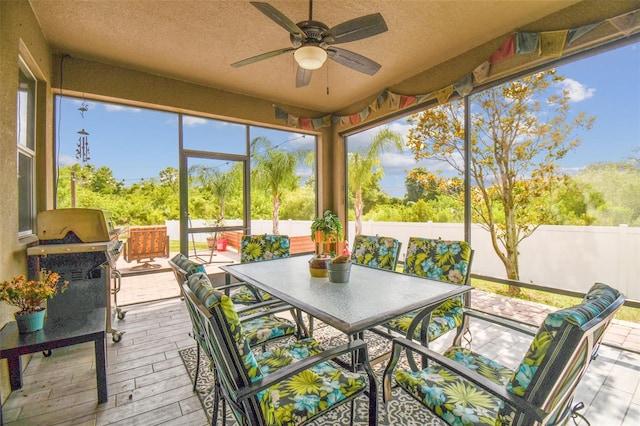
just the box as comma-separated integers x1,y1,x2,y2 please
384,337,547,422
212,279,264,301
462,308,539,337
236,339,370,401
236,300,291,319
209,281,250,292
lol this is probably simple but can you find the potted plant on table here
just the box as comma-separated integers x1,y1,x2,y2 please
0,270,68,333
310,210,344,257
309,210,344,277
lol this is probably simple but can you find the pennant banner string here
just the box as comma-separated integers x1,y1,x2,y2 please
274,9,638,129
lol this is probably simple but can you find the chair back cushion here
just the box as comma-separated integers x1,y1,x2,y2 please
169,253,206,291
241,234,290,263
505,282,623,423
171,252,204,274
403,237,471,284
350,235,401,271
186,273,263,387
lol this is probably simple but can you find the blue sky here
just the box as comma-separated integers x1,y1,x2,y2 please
57,42,639,198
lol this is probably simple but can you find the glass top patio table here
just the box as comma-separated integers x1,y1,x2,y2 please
221,256,471,336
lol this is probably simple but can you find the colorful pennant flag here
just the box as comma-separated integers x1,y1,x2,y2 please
300,117,312,130
274,10,630,131
400,95,417,108
610,9,640,35
568,22,601,44
275,106,288,120
387,92,401,109
516,32,540,54
435,85,454,104
539,30,569,57
454,74,473,97
489,34,515,64
415,92,432,104
287,114,299,128
473,61,491,83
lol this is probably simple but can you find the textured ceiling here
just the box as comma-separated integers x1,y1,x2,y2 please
30,0,582,113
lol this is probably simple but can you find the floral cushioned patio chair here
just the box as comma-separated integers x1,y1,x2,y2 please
173,258,301,390
350,234,402,271
182,273,378,426
169,253,260,306
168,252,206,295
382,282,624,425
229,234,291,304
383,237,473,346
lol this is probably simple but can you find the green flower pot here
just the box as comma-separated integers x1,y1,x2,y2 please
15,309,46,334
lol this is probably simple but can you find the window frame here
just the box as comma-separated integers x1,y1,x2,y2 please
17,56,37,238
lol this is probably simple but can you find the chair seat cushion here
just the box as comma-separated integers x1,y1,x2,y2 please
255,338,325,375
385,296,464,341
394,346,515,426
244,315,297,347
231,285,274,304
256,338,368,426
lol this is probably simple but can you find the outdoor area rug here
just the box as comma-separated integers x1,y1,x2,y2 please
179,321,445,425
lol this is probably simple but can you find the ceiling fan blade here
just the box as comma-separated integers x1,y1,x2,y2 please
327,47,381,76
231,47,294,68
250,2,305,40
327,13,388,44
296,67,312,88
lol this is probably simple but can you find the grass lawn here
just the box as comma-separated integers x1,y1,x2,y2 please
169,240,208,252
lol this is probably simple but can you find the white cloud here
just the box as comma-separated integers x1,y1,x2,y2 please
287,133,313,150
387,121,412,139
58,154,78,166
183,116,207,126
559,78,595,102
380,152,418,169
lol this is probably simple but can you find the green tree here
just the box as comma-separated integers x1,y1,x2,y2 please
405,168,441,202
250,136,298,234
407,70,595,294
190,165,239,220
349,127,403,235
86,165,124,194
159,166,179,190
574,156,640,226
56,164,179,226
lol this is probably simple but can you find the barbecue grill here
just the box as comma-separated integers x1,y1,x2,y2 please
27,208,125,342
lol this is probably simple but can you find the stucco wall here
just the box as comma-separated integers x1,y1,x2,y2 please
0,2,340,404
0,0,54,404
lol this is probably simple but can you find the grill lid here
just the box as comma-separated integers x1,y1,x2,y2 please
37,208,115,242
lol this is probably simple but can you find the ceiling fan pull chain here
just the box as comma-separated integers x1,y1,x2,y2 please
326,61,330,95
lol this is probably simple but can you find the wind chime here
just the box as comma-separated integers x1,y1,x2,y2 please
76,101,90,162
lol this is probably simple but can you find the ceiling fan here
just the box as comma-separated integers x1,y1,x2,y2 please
231,0,388,87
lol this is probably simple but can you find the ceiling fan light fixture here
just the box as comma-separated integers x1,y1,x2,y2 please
294,45,327,70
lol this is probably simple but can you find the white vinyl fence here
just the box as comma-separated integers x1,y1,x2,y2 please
166,220,639,300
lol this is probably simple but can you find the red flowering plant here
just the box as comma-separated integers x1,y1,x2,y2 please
0,270,68,315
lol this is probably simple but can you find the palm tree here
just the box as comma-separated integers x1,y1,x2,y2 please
190,165,238,220
349,127,404,235
251,136,298,234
